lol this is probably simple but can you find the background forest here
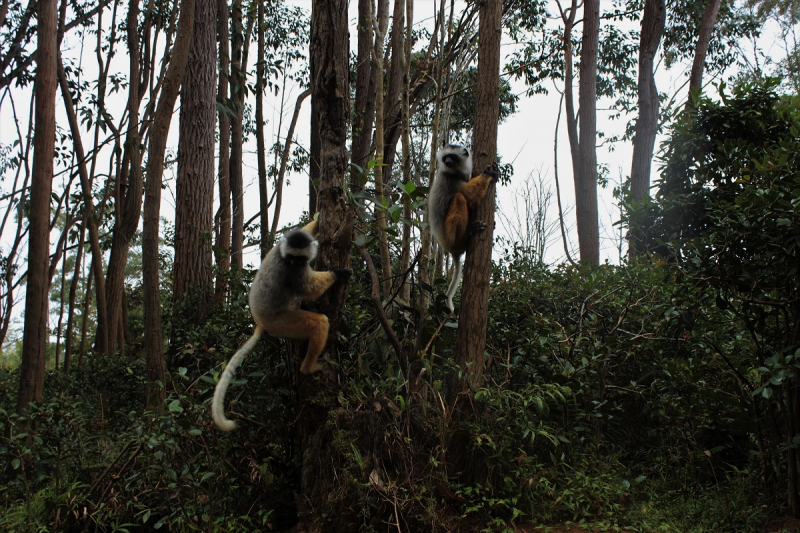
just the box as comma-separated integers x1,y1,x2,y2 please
1,0,800,531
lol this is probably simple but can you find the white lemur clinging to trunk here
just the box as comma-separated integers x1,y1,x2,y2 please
211,218,351,430
428,144,499,312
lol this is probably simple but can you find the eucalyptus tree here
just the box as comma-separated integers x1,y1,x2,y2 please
17,0,57,414
172,0,217,326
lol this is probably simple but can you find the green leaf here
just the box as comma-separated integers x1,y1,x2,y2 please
11,458,20,470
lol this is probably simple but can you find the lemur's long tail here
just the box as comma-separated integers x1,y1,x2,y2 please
445,255,463,313
211,326,264,431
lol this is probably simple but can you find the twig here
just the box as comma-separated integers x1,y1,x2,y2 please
361,247,405,366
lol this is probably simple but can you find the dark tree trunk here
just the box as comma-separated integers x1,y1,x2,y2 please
689,0,721,95
214,0,231,303
256,0,269,258
296,0,354,528
229,0,245,269
575,0,600,264
105,0,144,354
142,0,195,405
64,219,86,374
350,0,374,191
172,0,216,324
449,0,501,400
17,0,57,414
629,0,665,205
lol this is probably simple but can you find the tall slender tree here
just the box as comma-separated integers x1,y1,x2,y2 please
142,0,196,404
17,0,57,414
105,0,144,354
630,0,666,207
172,0,216,325
297,0,352,525
229,0,245,269
450,0,502,399
689,0,722,95
214,0,232,303
576,0,600,264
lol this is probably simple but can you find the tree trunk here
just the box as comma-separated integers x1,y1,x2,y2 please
450,0,501,399
629,0,665,206
172,0,216,324
351,0,375,190
17,0,57,414
372,0,391,296
64,220,86,374
256,0,269,258
105,0,144,354
229,0,245,269
399,0,413,304
56,55,109,354
214,0,231,303
142,0,195,405
575,0,600,264
689,0,721,95
271,89,311,235
296,0,353,527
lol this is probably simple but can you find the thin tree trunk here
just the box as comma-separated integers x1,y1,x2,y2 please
229,0,245,269
105,0,144,354
56,55,110,354
142,0,196,405
271,89,311,235
55,235,68,370
214,0,231,303
689,0,721,95
419,0,447,317
399,0,412,304
576,0,600,264
372,0,391,296
450,0,502,398
78,259,94,369
351,0,374,190
256,0,269,258
629,0,665,205
64,220,86,374
17,0,57,413
380,0,404,188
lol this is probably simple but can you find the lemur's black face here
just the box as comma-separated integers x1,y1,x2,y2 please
441,144,470,169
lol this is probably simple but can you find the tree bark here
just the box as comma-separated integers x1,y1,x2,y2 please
372,0,391,296
689,0,721,95
64,220,86,374
142,0,196,405
229,0,245,269
450,0,502,399
256,0,269,258
629,0,665,206
576,0,600,264
17,0,57,414
399,0,413,304
350,0,375,190
297,0,353,526
172,0,216,324
105,0,144,354
214,0,231,303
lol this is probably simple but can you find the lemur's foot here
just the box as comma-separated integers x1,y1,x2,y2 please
484,162,499,180
469,221,488,235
